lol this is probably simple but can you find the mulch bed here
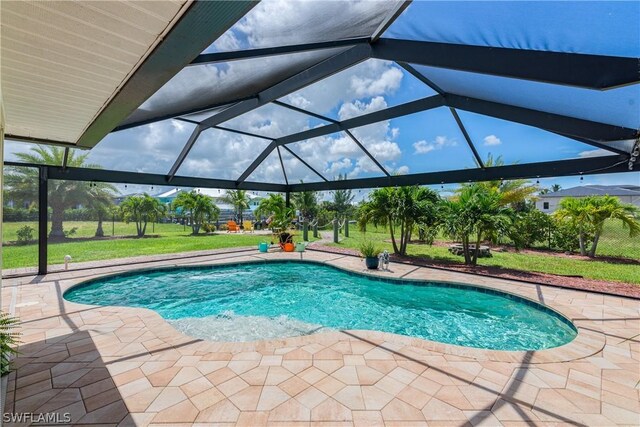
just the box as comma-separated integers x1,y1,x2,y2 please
309,244,640,299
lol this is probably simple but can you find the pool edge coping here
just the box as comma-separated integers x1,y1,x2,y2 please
57,256,605,364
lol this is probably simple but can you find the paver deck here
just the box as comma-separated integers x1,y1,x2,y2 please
1,248,638,426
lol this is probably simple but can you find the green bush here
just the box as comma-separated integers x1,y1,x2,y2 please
508,209,553,250
16,225,35,245
202,223,216,233
551,219,594,253
359,240,381,258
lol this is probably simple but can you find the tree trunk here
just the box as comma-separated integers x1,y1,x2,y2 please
95,217,104,237
472,233,482,266
589,231,601,257
49,206,65,238
141,220,148,237
462,235,472,265
388,217,399,254
399,219,405,255
578,226,586,255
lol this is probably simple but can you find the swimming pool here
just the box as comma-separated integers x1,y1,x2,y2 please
64,261,577,350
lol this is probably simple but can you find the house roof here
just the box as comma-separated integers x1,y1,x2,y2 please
541,185,640,198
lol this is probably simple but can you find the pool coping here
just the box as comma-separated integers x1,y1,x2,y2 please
58,257,605,365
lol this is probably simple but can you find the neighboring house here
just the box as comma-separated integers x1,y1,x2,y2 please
536,185,640,213
153,188,265,220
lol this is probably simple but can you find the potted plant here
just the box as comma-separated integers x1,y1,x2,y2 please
1,311,20,415
359,241,381,269
271,206,296,252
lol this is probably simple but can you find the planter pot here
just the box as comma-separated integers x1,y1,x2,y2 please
283,242,295,252
1,374,8,418
365,256,379,269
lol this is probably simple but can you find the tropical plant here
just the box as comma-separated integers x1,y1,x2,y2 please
359,240,381,258
221,190,250,223
441,184,513,265
460,154,538,207
507,209,554,250
292,189,318,221
554,197,592,256
329,174,355,218
172,191,220,235
1,311,20,377
86,184,115,237
119,194,166,237
359,186,440,256
551,184,562,192
587,196,640,257
255,193,287,220
4,147,117,238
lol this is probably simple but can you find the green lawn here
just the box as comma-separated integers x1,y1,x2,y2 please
330,226,640,285
2,221,298,270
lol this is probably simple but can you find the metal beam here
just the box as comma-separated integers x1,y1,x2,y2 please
167,44,371,180
371,1,412,42
275,95,445,146
272,100,338,124
3,162,288,192
167,125,202,179
199,44,371,130
372,38,639,89
190,38,370,65
446,95,637,142
62,147,70,170
276,146,289,185
38,167,48,276
236,141,278,185
398,62,445,95
345,130,390,177
550,132,631,156
282,146,328,182
288,155,630,192
214,125,274,141
449,108,484,168
76,1,258,148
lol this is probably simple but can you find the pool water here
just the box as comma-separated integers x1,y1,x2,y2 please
64,262,577,350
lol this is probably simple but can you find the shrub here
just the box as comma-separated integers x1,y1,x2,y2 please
218,223,228,231
16,225,35,245
359,240,381,258
63,227,78,238
0,311,21,376
202,223,216,233
551,219,594,253
508,209,553,250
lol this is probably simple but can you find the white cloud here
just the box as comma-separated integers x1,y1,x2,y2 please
395,165,410,175
483,134,502,146
578,149,611,158
350,67,403,98
413,136,457,154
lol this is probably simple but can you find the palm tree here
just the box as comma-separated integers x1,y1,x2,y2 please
462,154,538,207
554,197,591,255
221,190,250,223
86,185,115,237
442,184,513,265
330,174,355,218
255,193,286,220
119,194,166,237
359,186,440,256
4,146,116,238
292,189,317,221
551,184,562,192
585,196,639,257
173,191,220,234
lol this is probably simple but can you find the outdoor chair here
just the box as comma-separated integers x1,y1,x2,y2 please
227,220,240,233
243,220,254,233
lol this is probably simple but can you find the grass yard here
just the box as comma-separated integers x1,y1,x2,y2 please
329,225,640,285
2,221,299,270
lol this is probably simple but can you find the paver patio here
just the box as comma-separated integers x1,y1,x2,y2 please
1,248,638,426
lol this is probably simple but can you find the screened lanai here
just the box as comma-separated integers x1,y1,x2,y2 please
2,0,639,275
4,0,639,192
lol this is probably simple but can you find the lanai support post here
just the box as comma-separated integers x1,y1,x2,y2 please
38,167,48,276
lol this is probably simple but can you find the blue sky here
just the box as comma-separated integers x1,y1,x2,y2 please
4,0,639,193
